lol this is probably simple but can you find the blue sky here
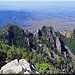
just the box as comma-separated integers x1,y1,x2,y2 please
0,0,75,1
0,1,75,10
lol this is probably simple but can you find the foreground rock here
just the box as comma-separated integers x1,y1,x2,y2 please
0,59,39,74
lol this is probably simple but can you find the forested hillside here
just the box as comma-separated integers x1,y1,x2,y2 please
0,25,75,74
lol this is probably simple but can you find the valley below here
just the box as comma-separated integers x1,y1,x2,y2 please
0,10,75,33
24,19,75,33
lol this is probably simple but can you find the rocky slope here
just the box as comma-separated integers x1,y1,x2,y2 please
56,29,75,61
35,26,75,61
65,46,75,62
57,29,75,55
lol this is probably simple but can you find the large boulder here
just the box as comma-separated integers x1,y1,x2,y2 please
0,59,20,74
10,65,22,74
0,59,39,74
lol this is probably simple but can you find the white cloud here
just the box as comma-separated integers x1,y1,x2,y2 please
0,0,75,1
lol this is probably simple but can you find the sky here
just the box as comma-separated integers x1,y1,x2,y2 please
0,0,75,1
0,1,75,11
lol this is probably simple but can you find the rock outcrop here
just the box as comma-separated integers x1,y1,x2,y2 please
56,37,62,53
65,46,75,62
39,43,51,57
0,59,39,74
1,59,20,74
60,30,74,38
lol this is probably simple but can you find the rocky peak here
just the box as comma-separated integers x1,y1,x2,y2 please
34,26,64,53
0,25,33,48
34,26,56,43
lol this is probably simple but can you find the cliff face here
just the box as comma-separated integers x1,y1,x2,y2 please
56,37,62,53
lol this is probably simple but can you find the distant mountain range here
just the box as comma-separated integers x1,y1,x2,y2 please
0,11,43,31
0,10,75,33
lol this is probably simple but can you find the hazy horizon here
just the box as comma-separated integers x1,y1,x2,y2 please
0,1,75,11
